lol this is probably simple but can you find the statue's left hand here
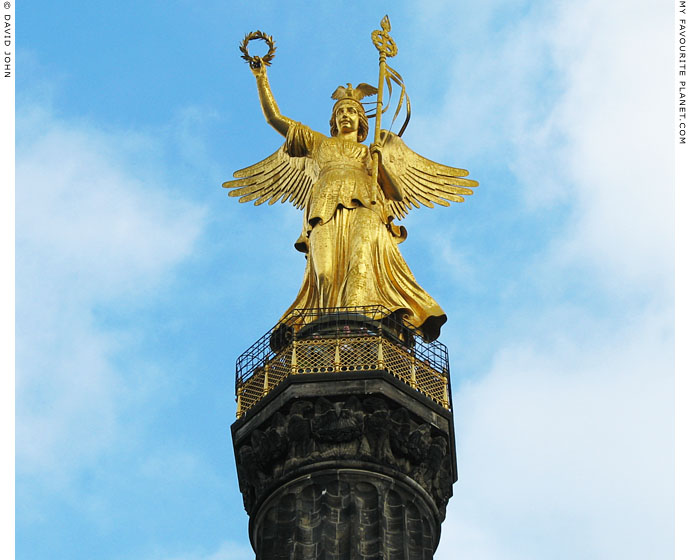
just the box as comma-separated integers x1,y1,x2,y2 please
370,141,383,157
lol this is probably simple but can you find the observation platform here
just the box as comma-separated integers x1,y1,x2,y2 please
234,306,452,418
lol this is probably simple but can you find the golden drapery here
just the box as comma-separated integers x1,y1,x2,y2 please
280,123,446,341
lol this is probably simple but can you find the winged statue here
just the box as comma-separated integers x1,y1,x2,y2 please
224,38,478,342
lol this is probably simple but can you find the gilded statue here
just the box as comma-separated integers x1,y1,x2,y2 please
224,19,478,342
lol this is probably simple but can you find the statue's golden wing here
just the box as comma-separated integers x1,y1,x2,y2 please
222,146,317,210
379,133,478,220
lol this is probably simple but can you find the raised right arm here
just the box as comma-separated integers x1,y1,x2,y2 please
251,62,295,138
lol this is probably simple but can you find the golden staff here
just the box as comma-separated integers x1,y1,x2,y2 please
370,15,398,189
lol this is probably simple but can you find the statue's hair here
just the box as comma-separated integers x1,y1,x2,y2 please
330,100,369,142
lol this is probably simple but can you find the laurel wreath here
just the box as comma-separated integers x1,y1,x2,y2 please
239,30,276,68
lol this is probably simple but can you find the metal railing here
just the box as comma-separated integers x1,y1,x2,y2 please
235,306,451,418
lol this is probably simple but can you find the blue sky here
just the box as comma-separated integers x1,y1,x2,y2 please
15,1,675,559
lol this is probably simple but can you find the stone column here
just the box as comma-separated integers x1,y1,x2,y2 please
232,371,457,560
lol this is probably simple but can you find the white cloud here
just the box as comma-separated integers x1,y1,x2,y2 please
437,305,673,560
408,0,674,558
15,106,206,483
17,107,204,299
542,0,674,292
419,0,673,293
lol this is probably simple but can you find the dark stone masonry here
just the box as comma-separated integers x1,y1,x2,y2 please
232,370,457,560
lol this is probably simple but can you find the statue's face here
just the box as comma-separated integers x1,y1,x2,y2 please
334,102,360,136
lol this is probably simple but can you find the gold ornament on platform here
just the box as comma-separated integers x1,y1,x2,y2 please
224,17,478,342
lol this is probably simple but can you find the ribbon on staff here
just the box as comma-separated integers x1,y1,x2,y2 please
366,62,411,139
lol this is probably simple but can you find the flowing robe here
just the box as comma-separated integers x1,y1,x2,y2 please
281,122,446,341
